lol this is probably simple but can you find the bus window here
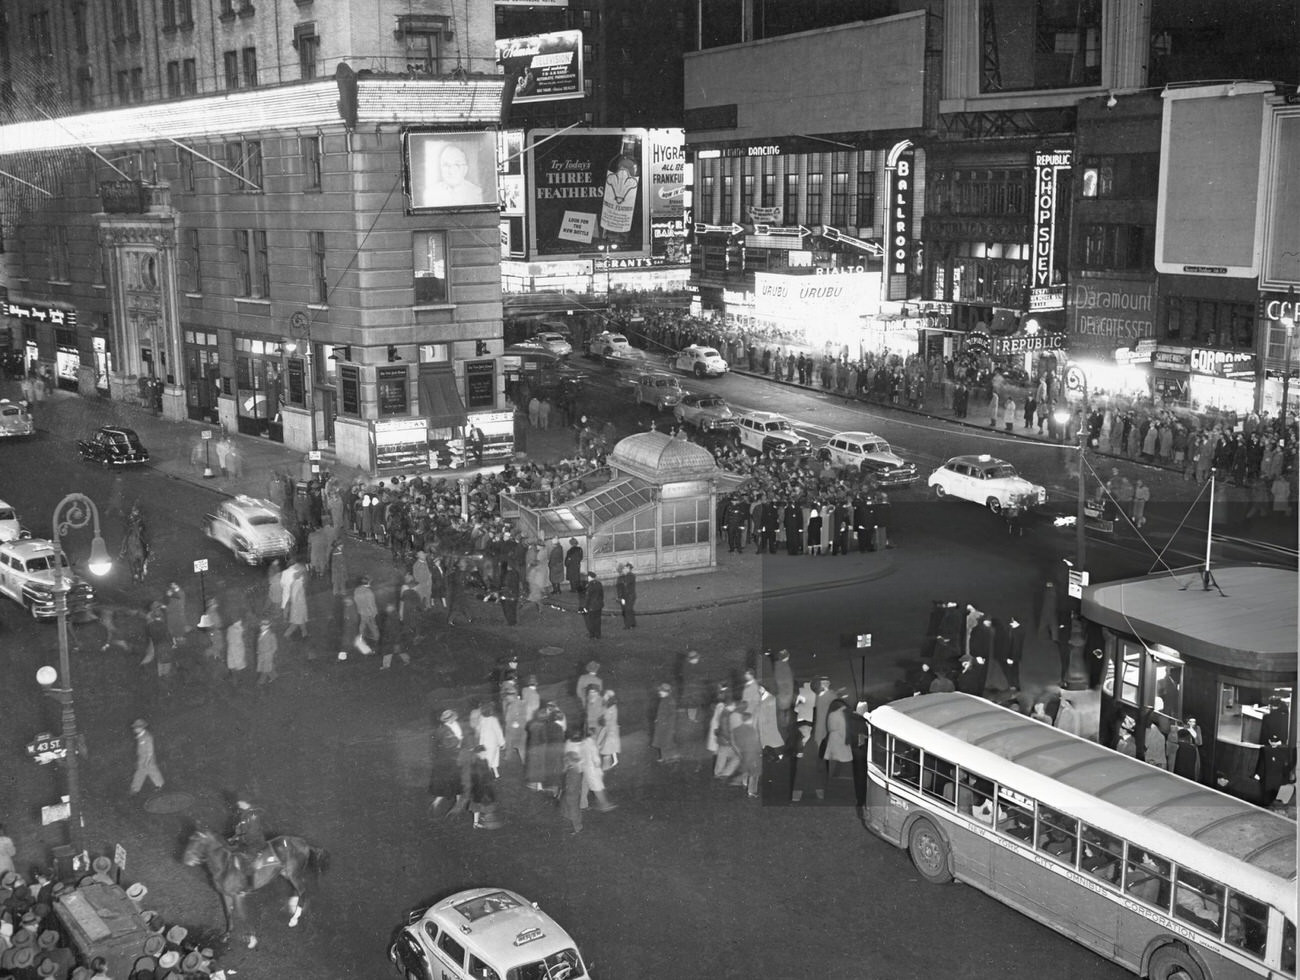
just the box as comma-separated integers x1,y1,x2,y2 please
1124,847,1171,911
1035,806,1078,864
1079,825,1122,886
943,771,991,815
892,738,920,789
1223,891,1268,959
870,726,888,769
995,788,1034,842
1173,868,1224,935
921,753,955,804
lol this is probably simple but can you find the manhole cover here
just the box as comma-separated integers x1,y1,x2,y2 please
143,791,195,814
538,646,564,658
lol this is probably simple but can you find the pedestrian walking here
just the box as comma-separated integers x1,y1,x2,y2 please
579,730,616,811
1131,479,1150,529
652,683,679,762
771,649,794,733
353,576,379,650
283,562,309,639
330,541,348,597
615,563,636,629
477,704,506,778
129,719,164,795
580,571,603,639
560,750,584,834
226,616,248,685
165,582,190,642
597,690,620,769
429,709,465,815
499,565,520,626
678,649,707,723
255,618,278,685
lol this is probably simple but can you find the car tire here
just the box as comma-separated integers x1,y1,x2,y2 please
986,497,1003,515
694,364,705,378
932,483,946,499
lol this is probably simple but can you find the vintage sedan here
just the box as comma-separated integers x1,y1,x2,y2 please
203,495,296,565
77,426,150,467
819,431,918,487
673,392,736,431
389,888,590,980
586,331,646,367
928,454,1048,513
532,331,574,358
670,344,729,378
632,372,685,410
0,500,29,543
0,399,34,439
733,411,813,460
0,538,95,620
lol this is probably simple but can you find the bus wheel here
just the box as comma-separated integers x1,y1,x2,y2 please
907,818,953,884
1147,945,1205,980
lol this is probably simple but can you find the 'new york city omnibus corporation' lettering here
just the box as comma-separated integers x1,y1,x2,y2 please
1071,284,1155,341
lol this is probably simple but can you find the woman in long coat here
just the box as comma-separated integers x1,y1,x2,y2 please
652,683,679,762
823,700,854,777
547,541,565,595
597,690,621,769
284,567,309,639
805,507,823,556
477,703,506,778
524,711,551,790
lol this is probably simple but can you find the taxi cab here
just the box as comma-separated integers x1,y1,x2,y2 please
927,453,1047,514
389,888,590,980
669,344,729,378
0,399,34,438
203,495,296,565
0,500,29,543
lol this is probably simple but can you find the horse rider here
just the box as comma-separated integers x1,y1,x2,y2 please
230,797,272,872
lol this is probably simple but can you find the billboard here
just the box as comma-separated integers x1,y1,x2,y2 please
405,131,498,211
496,30,584,105
1155,84,1271,278
647,129,685,220
1262,108,1300,289
528,129,650,260
496,129,525,216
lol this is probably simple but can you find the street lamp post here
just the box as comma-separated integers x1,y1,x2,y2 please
39,493,112,851
287,311,318,453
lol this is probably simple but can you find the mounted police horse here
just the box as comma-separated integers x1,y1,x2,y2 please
182,828,330,949
119,518,150,583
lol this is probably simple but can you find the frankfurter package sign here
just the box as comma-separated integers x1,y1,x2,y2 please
528,129,650,260
496,30,584,104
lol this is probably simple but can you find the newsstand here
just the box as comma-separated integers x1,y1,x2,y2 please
55,880,154,978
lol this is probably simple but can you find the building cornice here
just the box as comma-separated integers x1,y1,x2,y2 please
0,76,506,156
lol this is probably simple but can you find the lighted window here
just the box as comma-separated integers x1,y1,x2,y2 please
414,231,448,305
311,231,327,304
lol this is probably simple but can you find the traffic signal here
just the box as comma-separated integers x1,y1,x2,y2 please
387,345,400,362
475,340,490,357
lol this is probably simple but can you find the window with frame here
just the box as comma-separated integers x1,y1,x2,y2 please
226,140,263,190
890,736,920,788
125,0,140,36
130,68,144,104
178,0,193,27
1224,891,1269,960
805,171,823,224
223,50,240,89
830,171,850,227
661,498,709,547
182,59,197,94
699,175,715,223
180,148,195,191
1080,154,1158,199
183,227,201,292
1162,296,1254,350
404,30,438,74
414,232,448,305
253,229,269,297
285,358,306,407
783,173,800,226
220,0,235,17
930,168,1028,217
742,174,754,212
1079,825,1123,886
592,511,656,557
1174,868,1225,936
436,930,465,968
1079,223,1151,271
242,47,258,88
1124,846,1172,911
466,954,500,980
302,135,322,189
920,752,955,805
109,1,125,40
1035,805,1078,864
49,226,70,281
235,230,252,296
311,231,327,304
995,787,1035,842
762,173,775,208
116,70,131,105
72,3,89,49
856,169,875,226
166,61,181,97
339,365,359,415
720,175,734,223
77,69,93,108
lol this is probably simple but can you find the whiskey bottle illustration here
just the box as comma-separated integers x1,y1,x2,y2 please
598,134,641,240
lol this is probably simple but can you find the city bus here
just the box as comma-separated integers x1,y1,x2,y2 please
865,693,1296,980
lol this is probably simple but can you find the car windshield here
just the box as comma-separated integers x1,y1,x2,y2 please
246,514,280,527
0,508,15,521
698,349,720,358
699,398,724,408
984,464,1018,479
509,948,584,980
24,553,69,572
765,420,792,432
862,441,887,454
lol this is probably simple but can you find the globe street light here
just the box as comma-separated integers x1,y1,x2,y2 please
42,492,112,850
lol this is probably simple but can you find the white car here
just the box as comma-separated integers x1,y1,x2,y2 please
0,500,29,543
820,431,918,487
928,454,1047,513
0,538,94,619
733,411,812,459
674,393,736,431
632,372,685,410
203,495,296,565
389,888,591,980
586,331,645,365
532,331,574,358
0,399,34,438
670,344,729,378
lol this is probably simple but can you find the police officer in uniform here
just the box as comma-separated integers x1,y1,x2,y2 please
725,496,747,554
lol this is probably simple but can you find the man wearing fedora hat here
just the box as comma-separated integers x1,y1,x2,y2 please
578,571,603,639
129,719,164,796
429,709,465,816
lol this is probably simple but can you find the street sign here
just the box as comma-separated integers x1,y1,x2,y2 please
693,221,744,236
200,429,212,440
193,558,209,574
856,633,873,649
1067,568,1090,599
41,797,71,826
114,843,127,871
27,732,67,764
308,450,322,461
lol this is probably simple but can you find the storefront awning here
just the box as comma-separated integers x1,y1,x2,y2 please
417,366,466,429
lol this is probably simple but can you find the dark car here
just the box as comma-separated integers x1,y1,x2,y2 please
77,426,150,467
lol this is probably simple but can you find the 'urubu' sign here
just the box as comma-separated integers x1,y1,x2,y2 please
1032,149,1072,291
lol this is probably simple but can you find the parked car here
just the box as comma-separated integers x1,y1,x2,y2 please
733,411,812,459
77,426,150,467
389,888,591,980
0,538,95,620
674,393,736,431
819,431,918,486
927,454,1048,513
586,331,645,367
632,372,685,410
669,344,729,378
0,399,34,439
532,331,574,358
203,495,296,565
0,500,30,543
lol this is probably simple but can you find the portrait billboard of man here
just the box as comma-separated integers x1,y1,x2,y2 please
406,131,497,211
